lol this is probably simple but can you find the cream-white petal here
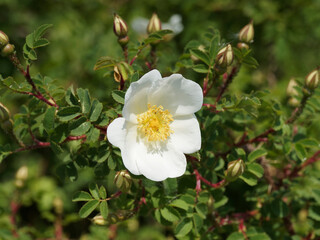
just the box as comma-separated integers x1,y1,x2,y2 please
123,70,162,123
106,117,127,149
148,74,203,116
121,125,141,175
133,141,187,181
169,114,201,154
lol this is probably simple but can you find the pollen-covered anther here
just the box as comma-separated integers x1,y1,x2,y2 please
137,104,173,142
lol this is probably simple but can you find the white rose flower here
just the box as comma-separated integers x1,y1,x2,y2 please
107,70,203,181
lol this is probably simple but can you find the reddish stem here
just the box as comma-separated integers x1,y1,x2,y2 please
288,150,320,179
215,67,238,104
193,169,226,188
10,201,19,238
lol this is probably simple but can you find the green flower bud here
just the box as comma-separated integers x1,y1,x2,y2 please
305,69,319,90
147,13,162,34
113,14,128,38
1,43,15,57
0,31,9,48
53,197,64,215
216,44,234,67
286,78,299,97
114,170,132,193
225,159,245,182
113,62,132,83
288,97,299,107
93,214,108,225
239,20,254,43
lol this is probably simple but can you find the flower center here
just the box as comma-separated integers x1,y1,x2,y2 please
137,104,173,142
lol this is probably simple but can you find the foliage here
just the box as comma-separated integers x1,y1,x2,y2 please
0,1,320,239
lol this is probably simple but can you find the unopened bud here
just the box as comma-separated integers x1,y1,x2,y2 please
216,44,234,67
225,159,245,182
114,170,132,193
237,42,249,50
0,31,9,48
113,62,132,83
117,35,129,47
288,97,300,107
1,43,15,57
305,69,319,90
113,14,128,38
15,166,28,188
53,197,64,215
147,13,162,34
239,21,254,43
93,214,108,225
190,45,205,62
286,78,299,97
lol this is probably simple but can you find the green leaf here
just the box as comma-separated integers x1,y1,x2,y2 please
50,141,63,154
163,178,177,196
248,148,267,162
193,213,203,234
227,232,245,240
26,34,35,48
295,143,307,160
33,38,50,48
240,171,258,186
34,24,53,40
297,138,319,147
57,106,81,121
192,64,209,73
86,127,100,143
309,205,320,221
160,206,180,222
89,183,100,200
43,107,56,132
271,199,288,218
66,162,78,182
190,49,210,66
170,199,189,211
72,191,93,202
247,163,264,178
100,201,109,220
94,56,117,71
75,155,88,168
108,155,117,170
79,200,99,218
195,203,207,219
69,117,91,136
111,90,125,104
66,87,79,106
99,186,107,199
89,99,103,122
77,88,91,114
175,218,193,238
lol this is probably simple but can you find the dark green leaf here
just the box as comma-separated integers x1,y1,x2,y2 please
271,199,288,218
69,117,91,136
86,127,100,143
66,87,79,106
195,203,207,219
111,90,125,104
175,218,193,237
66,162,78,182
77,88,91,114
170,199,189,211
75,155,88,168
57,106,81,121
34,24,53,40
227,232,245,240
190,49,210,66
72,191,93,202
192,64,209,73
79,200,99,218
108,155,117,170
43,107,56,132
309,205,320,221
33,39,50,48
240,171,258,186
50,141,63,154
295,143,307,160
89,99,103,122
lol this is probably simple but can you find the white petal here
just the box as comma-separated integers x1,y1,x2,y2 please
148,74,203,116
135,142,187,181
169,114,201,154
123,70,162,123
121,125,141,175
106,117,127,149
122,125,186,181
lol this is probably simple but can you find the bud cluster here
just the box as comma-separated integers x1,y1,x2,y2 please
0,30,15,57
237,21,254,50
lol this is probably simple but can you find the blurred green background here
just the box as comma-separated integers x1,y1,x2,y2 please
0,0,320,239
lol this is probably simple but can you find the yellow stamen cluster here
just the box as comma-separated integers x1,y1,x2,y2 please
137,104,173,142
